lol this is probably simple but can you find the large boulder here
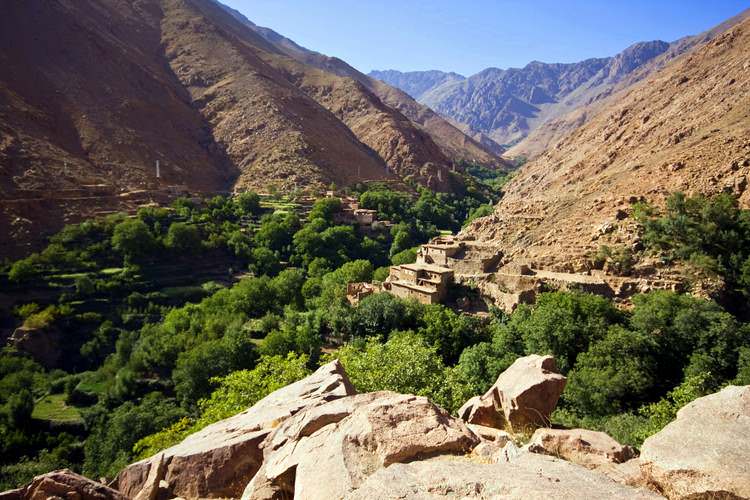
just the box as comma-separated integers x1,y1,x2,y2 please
458,354,566,432
115,360,355,499
346,453,662,499
528,428,636,467
243,392,480,500
639,385,750,499
2,470,126,500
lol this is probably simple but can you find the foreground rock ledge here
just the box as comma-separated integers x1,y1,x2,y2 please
346,453,661,499
243,391,479,500
115,360,355,499
639,385,750,499
0,469,127,500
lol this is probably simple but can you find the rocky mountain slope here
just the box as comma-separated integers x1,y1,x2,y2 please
509,7,750,159
5,357,748,499
372,9,750,158
0,0,504,258
460,15,750,274
220,5,507,170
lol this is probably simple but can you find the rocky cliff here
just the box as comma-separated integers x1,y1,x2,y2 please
4,357,748,499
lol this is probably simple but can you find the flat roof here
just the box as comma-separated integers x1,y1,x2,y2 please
423,243,461,250
399,263,454,274
390,281,439,295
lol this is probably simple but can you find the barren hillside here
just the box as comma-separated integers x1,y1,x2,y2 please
1,0,505,257
461,15,750,272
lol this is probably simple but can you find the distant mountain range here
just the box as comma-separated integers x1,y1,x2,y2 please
370,33,713,156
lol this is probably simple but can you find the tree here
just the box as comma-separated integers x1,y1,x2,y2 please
417,305,486,364
331,331,448,407
629,291,746,392
251,247,280,276
517,292,623,373
235,191,261,215
350,293,420,340
317,260,373,307
83,393,186,479
391,247,418,265
8,257,39,284
309,197,342,222
173,341,234,407
196,353,310,425
165,222,202,255
5,389,34,428
564,326,658,416
112,219,157,265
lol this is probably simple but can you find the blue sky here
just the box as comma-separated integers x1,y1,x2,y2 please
221,1,749,76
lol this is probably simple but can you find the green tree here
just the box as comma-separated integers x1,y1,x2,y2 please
309,197,342,222
417,305,486,364
235,191,261,215
83,393,186,479
112,219,157,265
8,257,39,284
165,222,202,255
330,331,449,407
564,326,658,416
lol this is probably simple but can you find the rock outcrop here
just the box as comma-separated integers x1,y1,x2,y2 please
528,428,637,467
9,361,750,499
116,360,354,499
347,453,661,499
243,392,479,500
639,385,750,499
458,354,566,432
2,470,126,500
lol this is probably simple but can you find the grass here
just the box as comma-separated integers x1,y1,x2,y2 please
75,371,109,396
100,267,123,275
32,394,83,423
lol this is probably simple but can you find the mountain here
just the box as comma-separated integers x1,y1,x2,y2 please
218,5,507,170
460,14,750,273
508,8,750,158
368,70,465,101
0,0,504,258
371,41,672,148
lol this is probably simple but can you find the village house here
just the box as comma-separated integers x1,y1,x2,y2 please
383,262,454,304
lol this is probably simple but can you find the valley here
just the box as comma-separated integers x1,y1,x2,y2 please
1,1,749,499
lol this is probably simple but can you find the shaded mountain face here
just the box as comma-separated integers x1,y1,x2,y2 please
218,4,509,170
370,41,671,148
0,0,504,257
460,15,750,272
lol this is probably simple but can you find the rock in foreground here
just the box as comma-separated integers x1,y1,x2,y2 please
1,469,126,500
458,354,566,432
639,385,750,499
243,392,479,500
116,360,355,499
528,428,636,467
347,453,661,499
